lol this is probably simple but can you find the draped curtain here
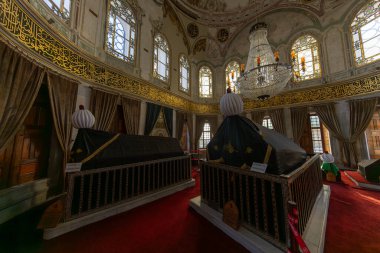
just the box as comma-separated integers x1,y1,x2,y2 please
313,103,350,165
251,110,266,124
47,73,78,189
291,107,308,143
349,98,378,164
176,111,185,140
144,102,161,135
90,89,119,131
121,97,140,135
162,107,173,137
187,113,194,150
0,42,45,151
268,109,286,135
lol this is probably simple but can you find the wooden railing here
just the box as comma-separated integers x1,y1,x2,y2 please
199,155,322,250
65,155,191,221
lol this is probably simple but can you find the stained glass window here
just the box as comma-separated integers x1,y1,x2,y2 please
153,34,170,82
225,61,241,93
106,0,136,63
199,66,213,98
262,117,273,129
179,55,190,93
43,0,71,20
351,0,380,66
291,35,321,82
199,123,211,149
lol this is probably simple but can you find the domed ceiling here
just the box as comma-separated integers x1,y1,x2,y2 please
169,0,347,26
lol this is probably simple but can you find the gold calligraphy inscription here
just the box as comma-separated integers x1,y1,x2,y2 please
0,0,380,114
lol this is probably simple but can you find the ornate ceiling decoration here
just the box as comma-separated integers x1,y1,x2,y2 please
187,22,199,38
169,0,348,27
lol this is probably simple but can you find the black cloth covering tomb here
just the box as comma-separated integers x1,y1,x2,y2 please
70,128,184,170
207,115,306,175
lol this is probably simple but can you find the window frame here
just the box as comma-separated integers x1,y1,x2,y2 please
198,122,212,149
179,54,190,94
350,0,380,66
262,117,274,130
225,61,241,94
199,66,213,98
153,33,170,83
105,0,137,64
40,0,72,21
309,114,324,154
291,35,321,82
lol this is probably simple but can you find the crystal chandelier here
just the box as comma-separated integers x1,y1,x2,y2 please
237,23,292,100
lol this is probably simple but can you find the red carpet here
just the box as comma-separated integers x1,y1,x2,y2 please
40,169,249,253
324,172,380,253
2,169,380,253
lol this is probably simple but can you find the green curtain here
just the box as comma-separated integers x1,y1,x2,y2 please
162,107,173,137
144,102,161,135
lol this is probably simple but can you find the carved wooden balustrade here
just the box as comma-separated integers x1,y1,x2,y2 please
199,154,322,250
65,156,191,221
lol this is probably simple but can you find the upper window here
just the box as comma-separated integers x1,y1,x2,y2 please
179,55,190,93
199,66,213,98
351,0,380,66
43,0,71,21
198,122,211,149
106,0,136,63
291,35,321,82
153,34,170,82
262,117,273,129
225,61,241,93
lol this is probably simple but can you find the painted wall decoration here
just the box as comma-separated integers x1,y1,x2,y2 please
187,23,199,38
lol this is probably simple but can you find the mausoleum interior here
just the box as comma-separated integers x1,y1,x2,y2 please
0,0,380,252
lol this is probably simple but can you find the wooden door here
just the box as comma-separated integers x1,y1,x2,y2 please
0,86,52,188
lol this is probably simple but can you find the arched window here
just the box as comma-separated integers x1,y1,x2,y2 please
106,0,136,63
291,35,321,81
351,0,380,66
179,55,190,93
225,61,241,93
153,34,170,82
199,122,211,149
199,66,213,98
43,0,71,20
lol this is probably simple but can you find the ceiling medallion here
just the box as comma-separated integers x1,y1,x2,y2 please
217,28,229,42
187,23,199,38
